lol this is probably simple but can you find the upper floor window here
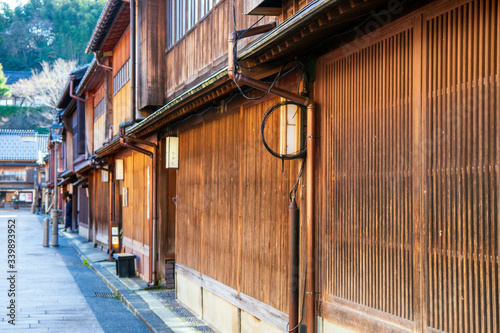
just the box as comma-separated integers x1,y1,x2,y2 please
94,85,105,121
114,58,131,96
166,0,220,50
94,97,105,121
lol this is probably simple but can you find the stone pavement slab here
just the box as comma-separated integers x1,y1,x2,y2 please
60,225,215,333
0,211,103,332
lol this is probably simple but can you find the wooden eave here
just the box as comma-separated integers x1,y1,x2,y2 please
76,58,106,95
95,0,423,157
239,0,411,67
98,4,130,53
86,0,130,54
95,69,235,157
55,66,88,109
59,96,77,121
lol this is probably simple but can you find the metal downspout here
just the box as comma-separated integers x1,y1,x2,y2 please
289,199,300,332
109,167,114,260
228,24,316,332
130,0,136,123
93,169,97,248
305,103,315,332
69,76,86,102
93,52,113,71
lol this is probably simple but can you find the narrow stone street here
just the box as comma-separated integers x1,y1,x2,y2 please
0,209,149,332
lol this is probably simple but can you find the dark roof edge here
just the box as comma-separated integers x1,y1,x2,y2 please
75,58,99,95
55,65,90,109
85,0,123,54
96,0,341,156
94,68,228,157
239,0,341,60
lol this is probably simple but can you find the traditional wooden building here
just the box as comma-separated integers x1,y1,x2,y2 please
74,0,161,278
73,57,111,248
66,0,500,331
55,65,92,233
0,129,48,209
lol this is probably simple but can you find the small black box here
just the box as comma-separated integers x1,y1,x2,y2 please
113,253,136,278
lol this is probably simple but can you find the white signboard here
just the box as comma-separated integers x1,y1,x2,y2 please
116,159,124,180
123,187,128,207
102,170,109,183
165,137,179,168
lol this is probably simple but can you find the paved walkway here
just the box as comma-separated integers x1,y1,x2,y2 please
0,210,149,332
60,224,215,333
0,210,103,332
0,210,215,333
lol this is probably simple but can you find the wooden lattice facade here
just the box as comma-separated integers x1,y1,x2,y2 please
317,0,499,331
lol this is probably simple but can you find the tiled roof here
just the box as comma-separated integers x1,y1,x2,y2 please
85,0,124,54
4,71,32,85
56,64,90,110
0,129,49,161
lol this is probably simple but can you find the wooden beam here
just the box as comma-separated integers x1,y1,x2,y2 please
175,262,288,331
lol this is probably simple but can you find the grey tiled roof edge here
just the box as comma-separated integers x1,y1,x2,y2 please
0,129,49,160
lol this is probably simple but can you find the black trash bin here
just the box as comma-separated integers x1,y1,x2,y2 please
113,253,136,278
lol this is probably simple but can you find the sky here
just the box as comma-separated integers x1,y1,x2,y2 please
1,0,27,9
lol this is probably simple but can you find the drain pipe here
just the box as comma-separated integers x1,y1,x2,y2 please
69,75,86,102
119,132,158,285
93,52,113,72
229,25,316,332
130,0,137,122
108,166,114,260
289,199,300,332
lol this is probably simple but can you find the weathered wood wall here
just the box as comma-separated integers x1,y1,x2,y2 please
316,0,499,331
119,149,150,246
424,1,499,331
94,115,106,152
113,82,131,137
65,130,73,170
112,29,131,137
163,0,316,100
176,97,303,313
281,0,314,20
157,138,176,279
164,0,274,98
78,186,89,228
95,169,110,243
137,0,166,109
85,92,94,156
93,85,106,152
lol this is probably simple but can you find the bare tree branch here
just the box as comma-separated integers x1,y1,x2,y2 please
11,58,77,117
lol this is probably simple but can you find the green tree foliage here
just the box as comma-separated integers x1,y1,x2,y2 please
0,63,10,97
0,0,106,71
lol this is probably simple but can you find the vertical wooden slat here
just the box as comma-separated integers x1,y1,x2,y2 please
427,16,435,328
412,12,427,332
494,4,500,333
423,1,500,332
381,36,388,314
458,5,467,332
477,1,487,331
471,2,481,331
481,1,491,332
318,20,414,322
496,2,500,331
451,8,459,330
